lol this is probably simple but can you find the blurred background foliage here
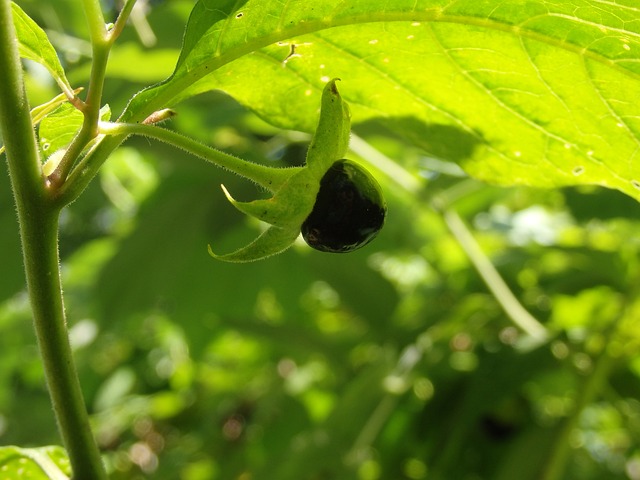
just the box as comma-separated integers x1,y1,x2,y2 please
2,1,640,479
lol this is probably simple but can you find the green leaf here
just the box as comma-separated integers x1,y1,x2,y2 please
122,0,640,201
0,445,71,480
30,90,83,126
11,2,73,97
39,103,111,159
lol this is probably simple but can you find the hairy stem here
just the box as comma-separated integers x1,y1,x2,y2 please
49,0,111,188
110,0,138,42
99,121,299,191
18,210,107,480
0,1,106,478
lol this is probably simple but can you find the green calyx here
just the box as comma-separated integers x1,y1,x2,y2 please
209,78,351,262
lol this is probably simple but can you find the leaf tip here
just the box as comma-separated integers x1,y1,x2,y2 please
220,183,235,203
208,226,299,263
328,77,341,94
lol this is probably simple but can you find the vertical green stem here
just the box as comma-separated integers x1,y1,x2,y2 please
19,210,107,480
0,1,106,478
82,0,107,37
50,0,111,187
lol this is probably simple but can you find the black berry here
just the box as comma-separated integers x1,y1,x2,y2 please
301,159,386,253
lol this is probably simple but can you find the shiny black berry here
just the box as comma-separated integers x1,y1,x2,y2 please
301,159,386,253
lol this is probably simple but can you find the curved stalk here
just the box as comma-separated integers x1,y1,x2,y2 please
0,1,107,478
98,121,300,191
350,135,548,344
441,207,549,343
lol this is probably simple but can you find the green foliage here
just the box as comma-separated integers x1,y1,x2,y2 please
125,0,640,200
0,446,71,479
39,103,110,161
1,0,640,480
10,2,73,96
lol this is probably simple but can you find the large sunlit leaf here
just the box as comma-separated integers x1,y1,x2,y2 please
121,0,640,201
0,446,70,480
11,2,73,97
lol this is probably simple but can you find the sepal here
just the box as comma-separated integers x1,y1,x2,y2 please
212,79,353,262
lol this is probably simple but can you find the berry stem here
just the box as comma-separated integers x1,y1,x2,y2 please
99,121,300,191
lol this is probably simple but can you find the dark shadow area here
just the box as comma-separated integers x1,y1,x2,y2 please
354,116,483,164
563,185,640,221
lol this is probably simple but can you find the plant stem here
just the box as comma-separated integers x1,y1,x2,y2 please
0,2,106,478
81,0,107,42
19,210,107,480
349,133,422,195
99,121,300,191
441,207,549,343
348,135,546,344
109,0,138,42
49,0,111,188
